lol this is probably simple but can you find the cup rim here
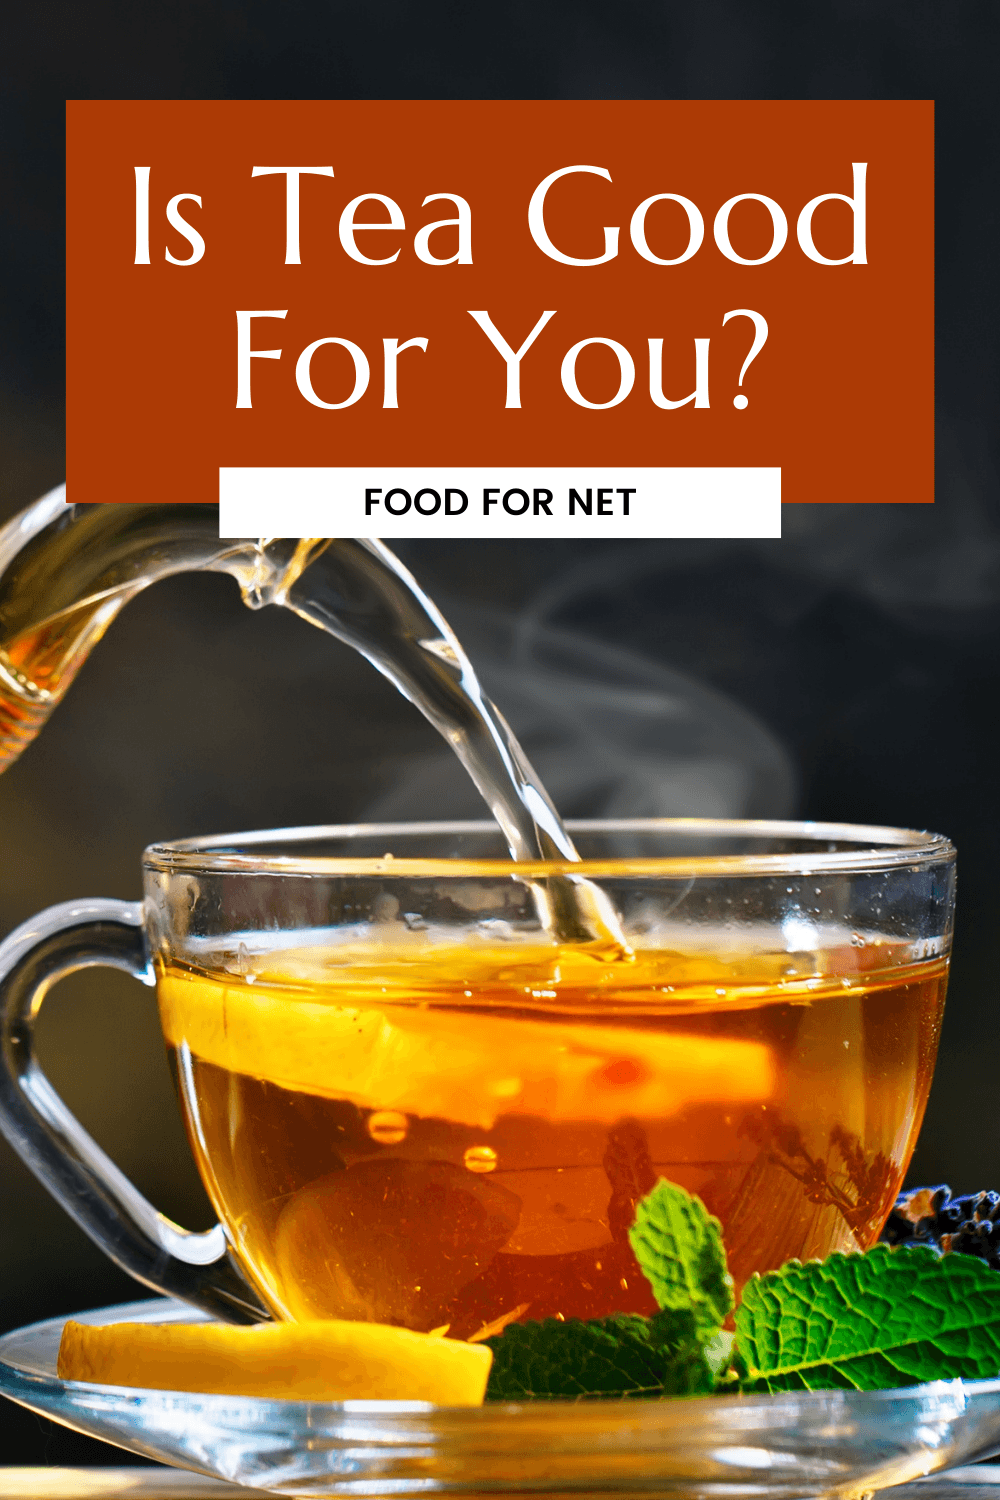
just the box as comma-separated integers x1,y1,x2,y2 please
142,817,955,879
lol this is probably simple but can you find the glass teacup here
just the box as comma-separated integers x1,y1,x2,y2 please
0,819,955,1331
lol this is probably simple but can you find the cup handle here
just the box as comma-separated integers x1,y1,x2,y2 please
0,898,269,1324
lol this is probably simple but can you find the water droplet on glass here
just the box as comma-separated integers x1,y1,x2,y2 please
368,1110,409,1145
477,918,514,941
464,1144,498,1173
372,892,399,923
850,932,865,948
225,941,251,978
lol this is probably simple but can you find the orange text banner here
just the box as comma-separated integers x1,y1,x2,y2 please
66,99,934,514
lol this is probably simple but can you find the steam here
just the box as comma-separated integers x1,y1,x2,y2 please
367,603,795,823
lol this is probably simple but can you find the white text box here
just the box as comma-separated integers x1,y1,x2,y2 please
219,468,781,539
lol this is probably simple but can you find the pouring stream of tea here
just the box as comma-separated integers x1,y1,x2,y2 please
0,493,629,957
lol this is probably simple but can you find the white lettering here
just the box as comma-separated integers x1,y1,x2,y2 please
797,163,868,266
414,194,473,265
528,166,619,266
250,167,335,265
630,195,704,266
235,311,287,409
722,310,769,408
467,309,556,408
339,194,406,265
134,167,150,265
561,338,635,409
714,194,788,265
382,337,429,408
295,337,370,408
165,194,205,265
648,338,710,408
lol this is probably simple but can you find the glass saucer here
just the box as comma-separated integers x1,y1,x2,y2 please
4,1298,1000,1498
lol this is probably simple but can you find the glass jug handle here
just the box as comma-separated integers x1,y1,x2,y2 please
0,898,269,1323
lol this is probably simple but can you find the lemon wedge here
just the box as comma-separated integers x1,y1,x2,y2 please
57,1318,492,1404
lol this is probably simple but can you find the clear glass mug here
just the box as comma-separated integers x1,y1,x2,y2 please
0,819,955,1334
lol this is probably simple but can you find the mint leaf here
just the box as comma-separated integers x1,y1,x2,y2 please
484,1308,716,1401
703,1328,735,1382
737,1243,1000,1392
483,1178,736,1400
628,1178,734,1337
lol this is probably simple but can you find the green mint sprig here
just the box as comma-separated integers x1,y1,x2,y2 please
484,1307,717,1400
484,1180,1000,1401
737,1243,1000,1391
485,1180,727,1400
628,1177,734,1338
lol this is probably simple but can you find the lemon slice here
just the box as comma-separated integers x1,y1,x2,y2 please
159,966,774,1130
57,1318,492,1404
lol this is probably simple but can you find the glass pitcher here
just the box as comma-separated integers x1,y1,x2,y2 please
0,487,573,863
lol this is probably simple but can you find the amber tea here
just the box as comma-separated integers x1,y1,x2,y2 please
0,500,958,1328
158,934,946,1337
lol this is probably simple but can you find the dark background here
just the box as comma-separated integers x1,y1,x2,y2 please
2,0,998,1467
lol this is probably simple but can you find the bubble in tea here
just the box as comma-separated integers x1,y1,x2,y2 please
464,1145,498,1173
367,1111,409,1145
